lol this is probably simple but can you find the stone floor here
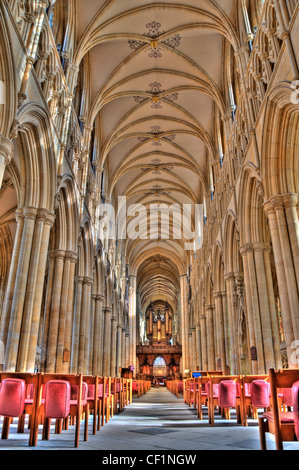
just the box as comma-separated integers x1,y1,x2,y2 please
0,386,298,456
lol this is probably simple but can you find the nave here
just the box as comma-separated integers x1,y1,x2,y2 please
1,384,299,452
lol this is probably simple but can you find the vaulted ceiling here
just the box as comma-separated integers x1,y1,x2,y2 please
74,0,237,313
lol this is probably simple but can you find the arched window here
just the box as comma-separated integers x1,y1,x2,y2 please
153,356,167,377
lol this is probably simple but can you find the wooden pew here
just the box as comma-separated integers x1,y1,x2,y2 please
258,368,299,450
32,372,84,448
207,375,243,426
83,374,99,436
240,374,270,426
0,371,40,446
196,376,209,420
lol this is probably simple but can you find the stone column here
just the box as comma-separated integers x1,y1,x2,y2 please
46,249,65,372
70,275,84,373
275,200,299,335
4,207,38,371
92,294,101,374
110,315,118,377
195,323,201,370
121,328,126,369
55,252,72,373
79,276,92,374
221,291,230,370
97,295,104,375
264,197,299,367
102,307,112,376
0,136,13,189
283,194,299,286
240,245,258,374
23,210,55,372
116,324,122,377
180,274,189,372
244,247,265,373
62,252,77,373
40,251,55,371
263,246,282,368
191,328,196,371
18,0,49,108
125,333,130,368
224,273,237,374
205,305,215,370
214,292,226,372
199,313,208,370
0,209,25,353
128,275,137,375
253,242,277,370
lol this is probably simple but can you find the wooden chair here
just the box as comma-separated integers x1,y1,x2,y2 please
0,372,40,446
258,368,299,450
240,375,270,426
33,373,84,448
111,377,124,415
207,375,243,426
196,376,209,420
97,376,107,429
84,374,99,436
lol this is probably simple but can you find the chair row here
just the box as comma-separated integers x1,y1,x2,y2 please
132,380,151,398
0,372,147,447
167,369,299,450
166,371,223,399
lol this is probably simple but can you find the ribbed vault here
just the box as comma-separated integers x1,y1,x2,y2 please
74,0,236,337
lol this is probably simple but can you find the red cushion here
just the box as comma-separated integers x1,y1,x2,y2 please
88,384,95,399
292,380,299,439
0,378,26,417
251,380,270,408
206,381,219,398
44,380,71,419
283,387,293,407
219,380,236,408
71,382,88,402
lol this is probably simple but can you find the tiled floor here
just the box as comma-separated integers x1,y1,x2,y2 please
0,386,298,453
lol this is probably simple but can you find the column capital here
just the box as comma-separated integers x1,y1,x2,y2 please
0,135,13,165
15,208,25,224
224,271,235,281
240,243,252,256
37,208,56,227
213,292,223,299
205,304,214,311
23,206,38,221
83,276,93,286
75,275,84,284
252,241,271,253
65,250,78,263
264,193,299,215
53,248,66,260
